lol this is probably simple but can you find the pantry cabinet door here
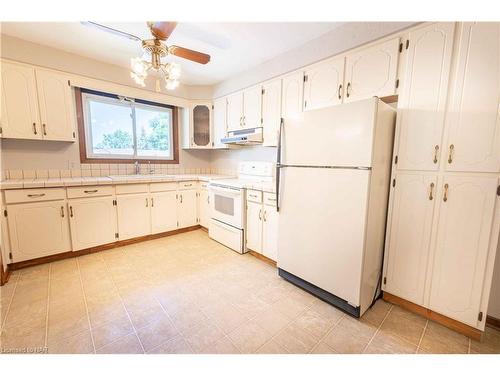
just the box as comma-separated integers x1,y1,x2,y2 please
198,189,210,228
303,56,345,111
444,22,500,173
116,193,151,240
429,175,498,326
246,201,262,253
178,190,198,228
344,38,399,103
396,23,455,171
262,79,282,147
212,97,228,148
281,71,304,120
69,197,117,250
8,200,71,262
226,91,244,132
151,191,178,234
0,61,41,140
36,69,76,141
262,206,278,261
383,173,437,305
243,85,262,129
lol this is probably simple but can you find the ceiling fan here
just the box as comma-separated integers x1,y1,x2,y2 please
83,21,211,90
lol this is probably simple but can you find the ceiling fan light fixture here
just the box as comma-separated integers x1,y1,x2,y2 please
165,79,179,91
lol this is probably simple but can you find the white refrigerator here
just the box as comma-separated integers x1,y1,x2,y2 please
276,97,396,317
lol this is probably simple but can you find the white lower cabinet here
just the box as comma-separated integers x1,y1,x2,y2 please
150,191,178,234
116,193,151,240
68,197,117,250
178,189,198,228
7,200,71,262
198,186,210,228
246,200,263,252
262,204,278,261
428,175,498,326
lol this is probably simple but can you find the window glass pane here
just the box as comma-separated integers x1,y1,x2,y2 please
88,99,134,156
135,106,173,159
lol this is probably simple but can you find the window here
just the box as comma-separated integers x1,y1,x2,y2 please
76,88,178,163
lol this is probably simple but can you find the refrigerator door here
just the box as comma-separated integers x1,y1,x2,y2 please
281,97,378,167
277,166,370,307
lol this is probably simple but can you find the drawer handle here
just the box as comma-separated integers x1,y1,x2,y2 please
448,144,454,164
433,145,439,164
443,183,449,202
60,206,65,218
84,189,98,194
27,193,45,198
429,182,434,200
184,183,193,187
267,198,276,202
70,206,74,217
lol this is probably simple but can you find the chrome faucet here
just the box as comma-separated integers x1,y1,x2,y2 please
134,161,140,175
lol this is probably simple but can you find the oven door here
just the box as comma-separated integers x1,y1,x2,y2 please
209,184,243,229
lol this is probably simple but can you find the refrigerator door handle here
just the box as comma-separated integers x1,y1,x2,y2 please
276,117,284,212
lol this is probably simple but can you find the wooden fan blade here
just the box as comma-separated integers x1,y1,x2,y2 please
82,22,141,41
149,22,177,41
169,45,211,64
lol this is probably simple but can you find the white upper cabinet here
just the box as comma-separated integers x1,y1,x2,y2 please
303,56,345,111
384,172,437,305
429,175,498,326
190,102,212,148
344,38,400,103
262,79,282,147
226,91,244,132
396,23,456,171
242,85,262,129
0,60,41,139
281,71,304,120
35,69,76,141
212,97,228,148
444,22,500,173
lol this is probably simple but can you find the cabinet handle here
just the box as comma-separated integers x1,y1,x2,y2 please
42,123,47,136
259,208,262,221
207,196,210,204
70,206,74,217
151,197,154,207
60,206,65,218
433,145,439,164
443,183,449,202
32,122,37,135
84,189,98,194
346,82,351,98
146,198,149,207
184,183,192,187
448,144,454,164
27,193,45,198
429,182,435,200
263,210,267,222
338,84,343,100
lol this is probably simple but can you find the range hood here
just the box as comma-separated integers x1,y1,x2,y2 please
221,127,263,145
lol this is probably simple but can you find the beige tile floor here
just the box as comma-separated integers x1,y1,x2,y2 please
1,229,499,354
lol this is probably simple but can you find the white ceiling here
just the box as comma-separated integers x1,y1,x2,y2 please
0,22,343,85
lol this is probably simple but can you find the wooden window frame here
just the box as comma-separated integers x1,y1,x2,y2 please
75,87,179,164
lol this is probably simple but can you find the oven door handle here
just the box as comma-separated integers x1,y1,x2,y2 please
209,186,241,196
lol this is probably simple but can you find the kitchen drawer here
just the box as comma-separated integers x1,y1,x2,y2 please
5,188,66,204
150,182,177,193
178,181,196,190
200,182,209,190
246,190,262,203
67,185,114,199
115,183,149,195
263,192,277,207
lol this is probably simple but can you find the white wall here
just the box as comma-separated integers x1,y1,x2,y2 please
210,146,277,173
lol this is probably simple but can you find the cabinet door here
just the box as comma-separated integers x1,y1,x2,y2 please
213,97,228,149
344,38,400,103
8,200,71,262
0,61,41,140
262,206,278,261
444,22,500,173
396,23,455,171
69,197,117,250
281,71,304,120
242,85,262,129
191,103,212,148
383,173,437,305
116,193,151,240
199,189,210,228
35,69,75,141
429,175,498,326
226,91,244,132
303,56,345,111
151,191,177,234
178,190,197,228
246,201,262,253
262,79,282,147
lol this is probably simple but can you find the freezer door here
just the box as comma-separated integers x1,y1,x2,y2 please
281,98,378,167
277,167,370,306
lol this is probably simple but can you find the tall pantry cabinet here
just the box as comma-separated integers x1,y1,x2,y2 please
383,22,500,331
